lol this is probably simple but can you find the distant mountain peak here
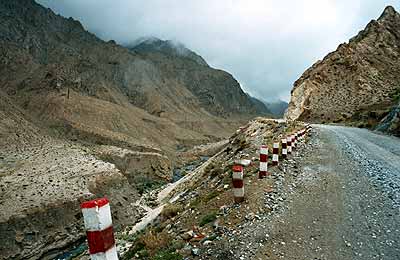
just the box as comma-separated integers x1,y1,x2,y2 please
132,36,161,46
127,37,208,66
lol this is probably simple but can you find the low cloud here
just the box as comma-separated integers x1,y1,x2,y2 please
37,0,399,101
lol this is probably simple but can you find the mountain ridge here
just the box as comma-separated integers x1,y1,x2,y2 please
127,37,209,66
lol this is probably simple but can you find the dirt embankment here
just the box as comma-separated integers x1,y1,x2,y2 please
0,136,144,260
118,118,305,259
118,121,400,260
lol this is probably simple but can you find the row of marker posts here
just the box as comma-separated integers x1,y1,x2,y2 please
79,125,312,259
231,125,312,203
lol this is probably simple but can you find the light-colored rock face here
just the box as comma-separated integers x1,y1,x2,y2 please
284,80,314,121
95,145,173,183
286,6,400,124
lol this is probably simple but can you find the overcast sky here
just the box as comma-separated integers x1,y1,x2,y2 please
37,0,399,101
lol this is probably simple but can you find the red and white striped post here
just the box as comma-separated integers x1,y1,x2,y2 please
259,145,269,178
81,198,118,260
232,165,244,203
291,135,296,150
272,142,279,166
306,125,312,134
287,136,292,154
281,139,287,159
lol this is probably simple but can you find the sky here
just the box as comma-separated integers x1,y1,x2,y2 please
37,0,399,102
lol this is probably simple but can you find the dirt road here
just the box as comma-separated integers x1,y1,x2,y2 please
253,125,400,260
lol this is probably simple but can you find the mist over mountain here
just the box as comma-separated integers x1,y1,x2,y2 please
265,100,289,117
128,37,208,66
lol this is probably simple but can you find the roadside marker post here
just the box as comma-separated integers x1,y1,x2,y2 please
232,165,245,203
80,198,118,260
281,139,287,159
272,142,279,166
259,145,269,178
287,136,292,154
291,135,296,150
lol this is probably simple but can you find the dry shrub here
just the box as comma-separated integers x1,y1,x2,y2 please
139,230,171,256
161,203,182,220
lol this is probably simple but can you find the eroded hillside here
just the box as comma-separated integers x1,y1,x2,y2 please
286,6,400,136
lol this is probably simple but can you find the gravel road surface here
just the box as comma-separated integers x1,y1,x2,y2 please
255,125,400,260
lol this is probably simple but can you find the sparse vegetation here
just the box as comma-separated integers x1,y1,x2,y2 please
389,88,400,102
199,211,217,226
134,176,165,194
139,230,171,256
122,229,184,260
152,249,183,260
204,190,220,202
161,203,183,219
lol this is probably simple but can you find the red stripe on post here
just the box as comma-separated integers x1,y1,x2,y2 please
232,165,243,172
272,148,279,154
232,179,244,188
80,198,109,209
86,226,115,254
260,154,268,162
234,197,245,203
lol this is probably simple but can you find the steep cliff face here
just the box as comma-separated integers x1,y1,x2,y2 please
286,6,400,129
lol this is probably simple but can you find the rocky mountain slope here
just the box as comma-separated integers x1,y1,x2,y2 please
248,95,273,116
0,0,270,259
128,37,208,66
286,6,400,136
265,100,288,118
0,0,266,156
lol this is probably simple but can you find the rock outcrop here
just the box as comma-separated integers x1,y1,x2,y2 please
286,6,400,129
376,100,400,136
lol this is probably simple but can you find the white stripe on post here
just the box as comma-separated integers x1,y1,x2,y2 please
272,142,279,166
281,139,287,159
259,145,269,178
81,198,118,260
287,136,292,154
232,165,244,203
